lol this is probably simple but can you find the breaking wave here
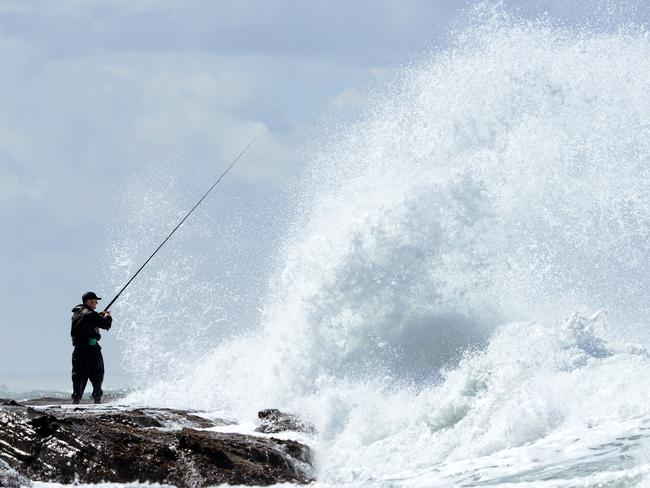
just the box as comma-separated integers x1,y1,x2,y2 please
114,4,650,486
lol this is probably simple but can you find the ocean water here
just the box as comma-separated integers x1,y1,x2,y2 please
97,4,650,487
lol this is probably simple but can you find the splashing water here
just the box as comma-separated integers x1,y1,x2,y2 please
112,5,650,486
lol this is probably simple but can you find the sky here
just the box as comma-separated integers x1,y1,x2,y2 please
0,0,646,393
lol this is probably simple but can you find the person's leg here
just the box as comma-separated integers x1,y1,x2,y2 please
87,348,105,403
71,347,88,404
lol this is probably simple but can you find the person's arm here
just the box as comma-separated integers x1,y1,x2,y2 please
71,316,86,340
97,311,112,330
72,310,95,340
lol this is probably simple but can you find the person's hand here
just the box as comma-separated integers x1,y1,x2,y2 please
100,311,111,317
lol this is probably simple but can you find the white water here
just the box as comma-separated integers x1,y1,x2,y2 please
110,4,650,486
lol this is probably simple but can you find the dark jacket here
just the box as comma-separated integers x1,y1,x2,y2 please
70,304,112,347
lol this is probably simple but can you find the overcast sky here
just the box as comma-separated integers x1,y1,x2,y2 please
1,0,646,392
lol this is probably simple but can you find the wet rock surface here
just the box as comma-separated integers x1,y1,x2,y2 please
0,400,313,486
256,409,317,435
0,458,29,488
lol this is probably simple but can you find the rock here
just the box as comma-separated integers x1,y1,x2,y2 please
0,401,313,486
0,459,29,487
256,409,316,435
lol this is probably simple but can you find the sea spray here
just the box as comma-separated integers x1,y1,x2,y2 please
116,5,650,485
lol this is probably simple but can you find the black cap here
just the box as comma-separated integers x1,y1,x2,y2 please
82,291,102,302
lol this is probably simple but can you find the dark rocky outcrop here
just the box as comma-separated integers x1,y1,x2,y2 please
0,400,313,487
256,409,316,435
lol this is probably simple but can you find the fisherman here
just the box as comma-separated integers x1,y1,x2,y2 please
70,292,112,404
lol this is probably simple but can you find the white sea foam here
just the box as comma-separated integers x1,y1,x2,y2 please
114,4,650,486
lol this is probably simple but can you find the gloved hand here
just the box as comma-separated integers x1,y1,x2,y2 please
100,311,112,330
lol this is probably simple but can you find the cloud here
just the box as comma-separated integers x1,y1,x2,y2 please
0,0,458,62
0,0,174,16
0,48,299,220
0,0,459,377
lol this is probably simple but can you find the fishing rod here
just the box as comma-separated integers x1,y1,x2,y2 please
103,137,257,313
